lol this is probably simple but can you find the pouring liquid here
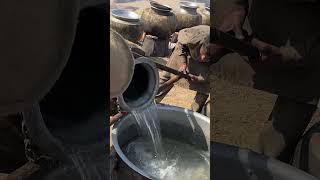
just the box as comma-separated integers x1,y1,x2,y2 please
128,102,209,180
125,137,210,180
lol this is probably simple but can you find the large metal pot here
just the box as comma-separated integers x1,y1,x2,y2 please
175,1,202,31
110,29,135,98
212,142,318,180
112,104,210,179
32,143,107,180
140,2,176,40
110,9,144,43
292,122,320,178
27,120,107,180
197,6,210,26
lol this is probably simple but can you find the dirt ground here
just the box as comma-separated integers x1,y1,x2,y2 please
210,77,320,151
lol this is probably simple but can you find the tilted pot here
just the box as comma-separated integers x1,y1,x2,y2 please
110,9,144,43
175,1,202,31
117,57,159,112
110,29,135,98
197,6,210,26
27,5,108,178
140,2,176,40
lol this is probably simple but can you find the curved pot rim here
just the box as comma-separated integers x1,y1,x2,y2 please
180,1,199,9
111,9,140,22
117,57,159,112
150,1,172,12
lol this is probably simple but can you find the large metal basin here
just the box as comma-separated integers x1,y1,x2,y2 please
112,104,210,179
212,142,318,180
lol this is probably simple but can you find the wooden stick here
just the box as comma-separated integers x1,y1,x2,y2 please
131,51,191,80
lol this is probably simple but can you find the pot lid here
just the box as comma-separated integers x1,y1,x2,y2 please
150,1,172,12
111,9,140,22
0,0,80,115
180,1,199,9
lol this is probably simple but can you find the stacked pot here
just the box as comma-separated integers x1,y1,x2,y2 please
140,2,176,40
110,9,144,43
197,6,210,26
138,2,177,57
175,1,202,31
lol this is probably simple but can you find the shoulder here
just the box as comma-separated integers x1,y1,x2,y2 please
178,25,210,45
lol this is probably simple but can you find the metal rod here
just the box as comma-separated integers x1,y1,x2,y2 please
131,51,191,80
155,63,191,80
211,27,260,60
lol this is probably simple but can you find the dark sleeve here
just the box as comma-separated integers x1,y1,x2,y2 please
278,33,320,69
176,43,188,64
301,33,320,67
235,0,249,9
233,0,249,12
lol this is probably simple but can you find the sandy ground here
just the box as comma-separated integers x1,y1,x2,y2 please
210,77,320,151
160,86,196,109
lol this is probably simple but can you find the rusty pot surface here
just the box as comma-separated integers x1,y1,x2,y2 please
110,29,135,98
197,6,210,26
140,4,176,40
111,9,144,43
175,1,202,31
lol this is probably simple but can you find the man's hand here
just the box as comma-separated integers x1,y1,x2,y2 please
188,74,205,82
158,64,188,93
219,6,247,39
178,63,187,74
251,38,303,64
208,2,248,64
251,38,282,61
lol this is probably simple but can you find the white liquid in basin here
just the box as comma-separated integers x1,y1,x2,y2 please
124,137,210,180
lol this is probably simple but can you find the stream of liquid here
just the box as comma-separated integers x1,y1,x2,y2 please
131,102,164,158
128,102,209,180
